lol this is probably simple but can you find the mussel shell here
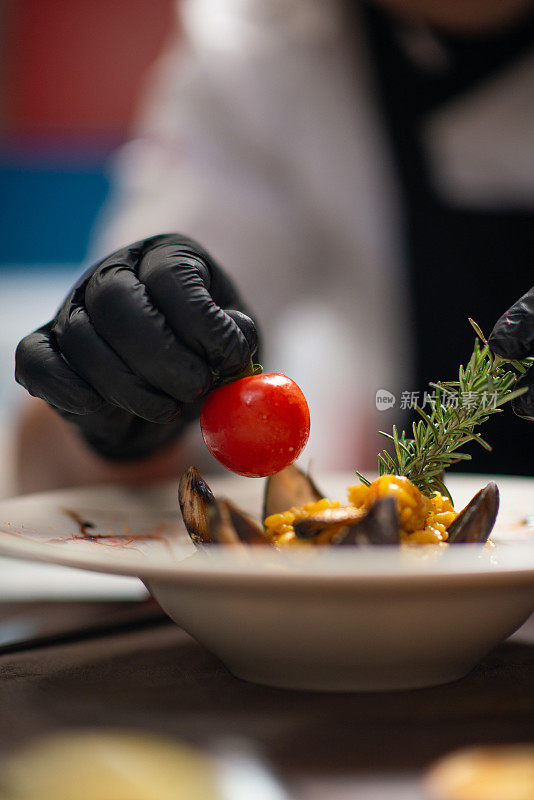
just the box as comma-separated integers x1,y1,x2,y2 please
336,497,400,546
206,500,241,545
294,507,363,539
178,467,217,546
222,499,272,545
263,464,323,519
179,465,272,547
446,482,499,544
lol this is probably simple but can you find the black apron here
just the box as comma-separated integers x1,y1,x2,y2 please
360,3,534,475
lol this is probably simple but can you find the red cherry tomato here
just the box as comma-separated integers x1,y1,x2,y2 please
200,373,310,477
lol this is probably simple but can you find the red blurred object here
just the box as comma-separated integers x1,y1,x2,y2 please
200,373,311,478
3,0,175,138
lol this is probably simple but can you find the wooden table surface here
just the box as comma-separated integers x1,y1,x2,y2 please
0,602,533,799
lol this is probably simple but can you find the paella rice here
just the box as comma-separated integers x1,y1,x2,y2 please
264,474,458,547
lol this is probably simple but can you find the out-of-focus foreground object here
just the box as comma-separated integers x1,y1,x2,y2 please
0,730,220,800
425,744,534,800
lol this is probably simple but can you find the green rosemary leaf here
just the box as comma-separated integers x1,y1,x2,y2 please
369,319,529,500
495,385,528,406
412,422,421,455
469,433,492,451
391,425,405,470
445,452,473,461
377,454,389,476
378,431,395,442
382,450,398,470
469,318,487,344
414,404,434,429
354,470,371,487
431,476,454,504
511,360,528,374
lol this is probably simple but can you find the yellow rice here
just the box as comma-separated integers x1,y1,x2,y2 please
264,474,457,547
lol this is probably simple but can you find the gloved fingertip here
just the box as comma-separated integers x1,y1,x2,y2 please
226,309,259,357
488,330,527,360
487,331,508,358
512,394,534,421
511,372,534,421
488,286,534,360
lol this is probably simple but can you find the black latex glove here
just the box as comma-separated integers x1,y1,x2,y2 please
15,234,259,460
489,284,534,421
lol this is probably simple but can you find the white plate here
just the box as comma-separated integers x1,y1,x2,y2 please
0,472,533,691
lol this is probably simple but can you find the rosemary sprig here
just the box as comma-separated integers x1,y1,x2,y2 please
357,319,533,501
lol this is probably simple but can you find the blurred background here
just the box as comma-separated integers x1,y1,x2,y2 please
0,0,176,497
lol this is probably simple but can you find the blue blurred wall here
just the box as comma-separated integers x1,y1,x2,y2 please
0,158,110,267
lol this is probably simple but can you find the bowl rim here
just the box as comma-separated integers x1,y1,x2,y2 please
1,530,534,589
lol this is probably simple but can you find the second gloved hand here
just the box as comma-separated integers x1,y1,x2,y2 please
15,234,259,460
489,284,534,421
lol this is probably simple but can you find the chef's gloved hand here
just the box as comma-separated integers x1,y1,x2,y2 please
15,234,259,460
489,285,534,421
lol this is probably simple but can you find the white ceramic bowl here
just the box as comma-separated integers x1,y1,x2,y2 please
0,473,533,691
